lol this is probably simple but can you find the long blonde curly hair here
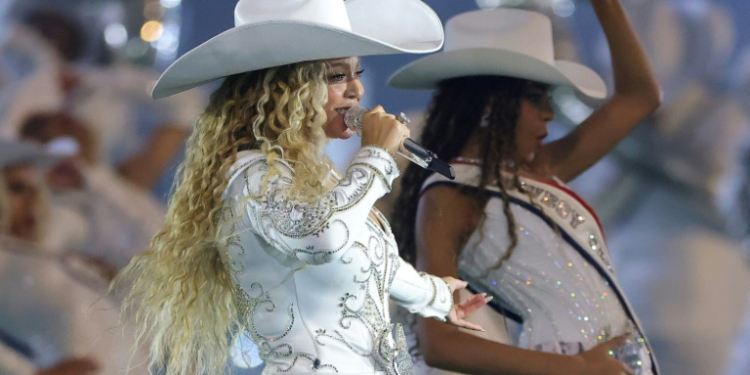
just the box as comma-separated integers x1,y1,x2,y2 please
112,60,333,375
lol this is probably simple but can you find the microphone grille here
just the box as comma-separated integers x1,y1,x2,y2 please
344,105,368,131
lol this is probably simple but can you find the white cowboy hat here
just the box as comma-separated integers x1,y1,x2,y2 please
152,0,444,99
388,8,607,100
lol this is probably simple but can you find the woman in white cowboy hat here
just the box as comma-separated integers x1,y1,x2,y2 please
392,2,660,375
112,1,491,375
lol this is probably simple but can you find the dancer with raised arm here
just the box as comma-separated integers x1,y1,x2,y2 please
392,2,661,375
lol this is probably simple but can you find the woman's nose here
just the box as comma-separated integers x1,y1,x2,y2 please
346,78,364,100
541,98,554,120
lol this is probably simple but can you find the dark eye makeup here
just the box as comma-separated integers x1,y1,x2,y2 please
327,69,365,83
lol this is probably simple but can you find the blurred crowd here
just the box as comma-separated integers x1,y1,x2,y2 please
562,1,750,374
0,3,206,375
516,1,750,374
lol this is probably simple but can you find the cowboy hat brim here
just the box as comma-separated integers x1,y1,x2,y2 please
152,0,443,99
388,48,607,100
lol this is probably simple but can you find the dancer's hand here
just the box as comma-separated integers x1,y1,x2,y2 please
571,335,635,375
360,105,410,156
442,276,491,332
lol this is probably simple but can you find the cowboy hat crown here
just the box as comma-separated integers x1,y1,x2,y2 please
389,8,607,100
152,0,444,99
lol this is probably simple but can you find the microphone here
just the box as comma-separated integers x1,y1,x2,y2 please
344,106,455,180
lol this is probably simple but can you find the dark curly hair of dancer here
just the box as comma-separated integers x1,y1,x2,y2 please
394,75,547,271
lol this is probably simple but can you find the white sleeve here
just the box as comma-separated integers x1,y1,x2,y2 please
389,258,453,321
229,146,399,265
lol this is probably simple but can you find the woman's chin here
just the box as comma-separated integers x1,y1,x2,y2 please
323,117,356,140
339,128,356,139
328,127,355,140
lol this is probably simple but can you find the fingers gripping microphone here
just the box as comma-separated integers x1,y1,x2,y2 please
344,106,455,180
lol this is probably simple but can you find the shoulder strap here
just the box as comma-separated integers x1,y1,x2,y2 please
420,163,482,197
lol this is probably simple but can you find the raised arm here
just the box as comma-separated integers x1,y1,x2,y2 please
539,0,661,182
117,72,205,189
117,125,189,189
414,186,633,375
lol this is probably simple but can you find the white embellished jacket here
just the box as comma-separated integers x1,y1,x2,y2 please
220,147,452,375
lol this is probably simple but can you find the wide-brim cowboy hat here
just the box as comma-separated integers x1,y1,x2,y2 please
388,8,607,100
152,0,444,99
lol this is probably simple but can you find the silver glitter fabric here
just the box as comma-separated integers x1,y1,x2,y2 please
219,147,452,375
422,164,657,375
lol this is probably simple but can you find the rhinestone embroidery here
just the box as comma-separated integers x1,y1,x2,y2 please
500,176,601,263
444,169,652,371
218,148,436,374
260,167,373,239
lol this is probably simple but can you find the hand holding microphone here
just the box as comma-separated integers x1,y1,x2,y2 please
355,106,409,156
345,106,455,180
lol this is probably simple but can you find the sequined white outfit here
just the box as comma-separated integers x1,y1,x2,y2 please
220,147,453,375
0,237,148,375
423,164,659,375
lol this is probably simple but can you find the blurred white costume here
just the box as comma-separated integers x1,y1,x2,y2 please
59,65,202,167
42,163,165,270
0,25,60,140
220,147,453,375
0,23,203,167
0,236,147,375
0,25,170,267
601,9,750,374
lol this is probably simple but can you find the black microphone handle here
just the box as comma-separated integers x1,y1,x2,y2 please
402,139,455,180
403,138,430,160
